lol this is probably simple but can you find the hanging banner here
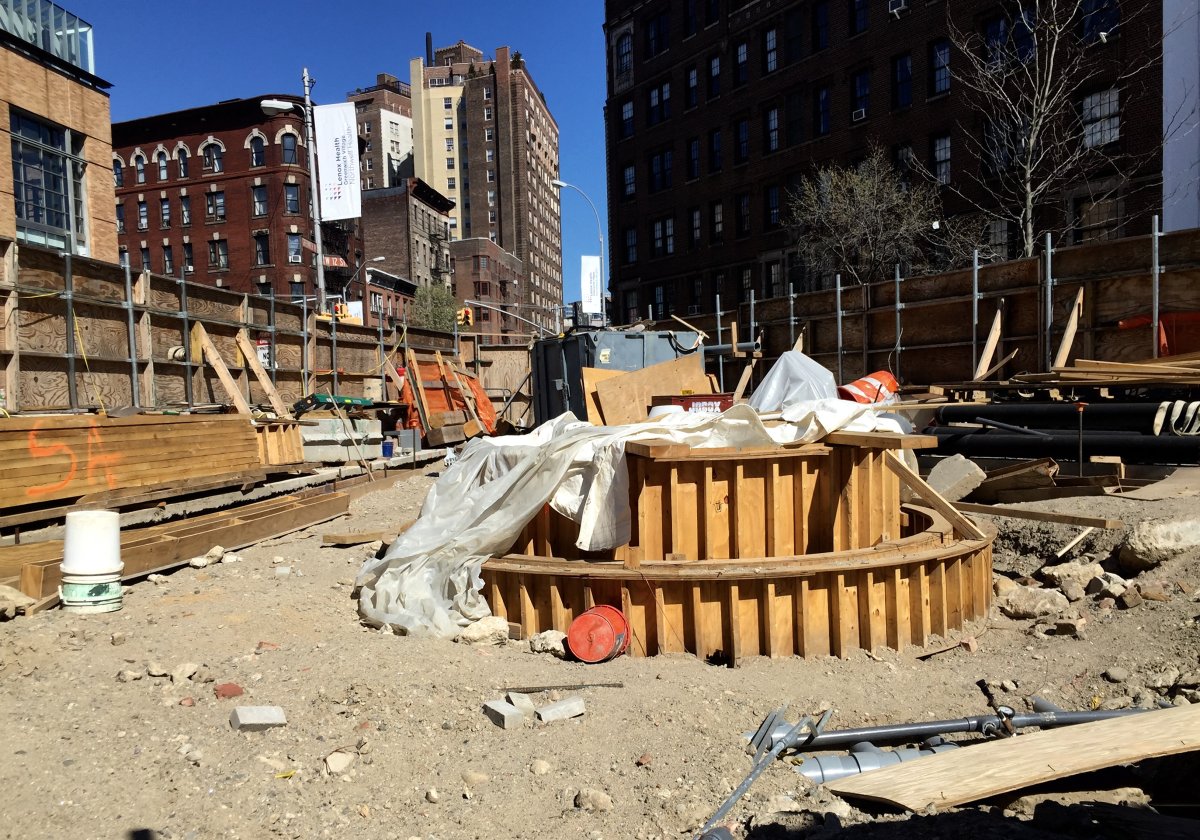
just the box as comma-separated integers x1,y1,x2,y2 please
580,255,602,315
313,102,361,221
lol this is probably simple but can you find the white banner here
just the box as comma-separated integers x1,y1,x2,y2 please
580,255,602,315
313,102,361,221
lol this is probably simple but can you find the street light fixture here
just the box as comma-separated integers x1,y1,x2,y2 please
261,68,329,314
552,178,606,326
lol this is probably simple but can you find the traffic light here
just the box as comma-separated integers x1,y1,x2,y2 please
456,307,474,326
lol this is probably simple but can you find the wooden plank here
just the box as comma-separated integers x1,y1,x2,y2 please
953,502,1124,529
594,355,712,426
1052,287,1085,370
993,485,1109,503
235,329,290,417
581,367,626,425
406,349,432,430
192,323,252,414
824,431,939,450
828,704,1200,811
972,306,1003,381
884,452,987,541
426,425,466,446
428,410,467,429
731,359,756,401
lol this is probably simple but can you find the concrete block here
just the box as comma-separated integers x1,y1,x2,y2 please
926,455,987,502
536,696,586,723
483,700,526,730
302,418,383,463
229,705,287,731
506,692,537,719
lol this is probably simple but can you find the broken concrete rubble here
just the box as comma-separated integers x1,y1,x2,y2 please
1119,518,1200,574
455,616,510,646
926,454,987,502
998,584,1069,620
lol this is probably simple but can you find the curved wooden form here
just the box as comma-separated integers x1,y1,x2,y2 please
483,437,995,660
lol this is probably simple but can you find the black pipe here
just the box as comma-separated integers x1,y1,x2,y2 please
928,427,1200,462
936,402,1176,435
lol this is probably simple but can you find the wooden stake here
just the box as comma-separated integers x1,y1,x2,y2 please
191,323,252,414
1052,287,1085,370
235,329,289,417
972,307,1003,381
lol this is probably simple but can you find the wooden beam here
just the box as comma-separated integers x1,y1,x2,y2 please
191,323,252,414
953,501,1124,529
1052,287,1085,370
972,306,1003,381
235,329,290,417
884,452,987,541
824,431,939,450
974,348,1020,382
3,283,19,412
732,359,757,401
406,349,432,431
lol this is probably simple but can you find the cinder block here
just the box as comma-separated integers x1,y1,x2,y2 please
483,699,526,729
506,692,537,719
536,696,586,723
229,705,287,731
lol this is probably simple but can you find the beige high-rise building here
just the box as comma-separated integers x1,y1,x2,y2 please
410,39,562,331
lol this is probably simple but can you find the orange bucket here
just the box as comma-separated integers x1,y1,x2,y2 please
567,605,630,663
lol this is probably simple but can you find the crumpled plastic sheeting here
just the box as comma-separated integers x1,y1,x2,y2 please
749,351,838,412
356,402,897,637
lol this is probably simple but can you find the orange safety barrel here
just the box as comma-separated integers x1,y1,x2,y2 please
837,371,899,404
567,605,630,663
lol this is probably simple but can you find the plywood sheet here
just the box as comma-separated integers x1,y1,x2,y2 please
594,355,712,426
581,366,626,424
828,704,1200,811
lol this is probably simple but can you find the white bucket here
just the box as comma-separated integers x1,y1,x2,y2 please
647,404,685,420
60,510,123,613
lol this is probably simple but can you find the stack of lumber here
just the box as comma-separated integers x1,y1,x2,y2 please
1,414,262,510
963,457,1155,504
582,354,718,426
253,421,305,466
400,350,495,446
1011,354,1200,386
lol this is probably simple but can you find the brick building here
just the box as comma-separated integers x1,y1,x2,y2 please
349,73,415,191
410,39,563,331
1,1,116,262
112,96,363,301
449,237,524,342
359,177,454,326
603,0,1174,324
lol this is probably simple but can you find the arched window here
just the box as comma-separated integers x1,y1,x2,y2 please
177,147,189,178
201,142,224,173
250,135,265,167
281,133,298,165
113,158,123,187
134,154,146,184
616,33,633,75
156,151,168,180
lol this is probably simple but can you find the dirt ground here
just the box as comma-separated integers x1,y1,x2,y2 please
2,469,1199,840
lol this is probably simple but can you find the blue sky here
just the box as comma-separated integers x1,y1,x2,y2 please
70,0,609,304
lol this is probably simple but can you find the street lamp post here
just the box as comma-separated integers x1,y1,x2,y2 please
262,69,327,314
552,178,606,327
348,256,386,323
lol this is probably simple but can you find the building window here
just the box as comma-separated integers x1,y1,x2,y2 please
930,39,950,95
763,28,778,73
814,85,831,136
115,203,125,233
443,96,453,110
137,201,148,230
159,197,170,227
140,246,150,269
932,134,951,184
134,154,145,184
987,219,1010,259
652,217,675,257
484,107,493,120
444,117,453,130
765,185,781,228
209,239,229,269
734,118,749,164
201,143,223,172
708,129,722,172
183,242,194,273
710,200,724,241
685,0,698,36
708,55,721,97
734,41,748,86
852,70,870,120
364,157,373,171
850,0,868,36
205,191,226,220
623,164,636,197
284,184,300,213
894,143,914,188
623,226,637,264
180,195,191,225
1074,195,1119,243
113,158,123,187
163,245,174,275
736,193,751,237
156,151,168,181
686,66,699,108
1082,88,1120,148
252,184,268,216
486,169,495,182
813,1,829,52
281,134,298,165
485,127,494,142
739,266,752,302
446,177,456,191
687,137,701,179
649,148,673,191
690,207,702,247
254,233,271,265
246,135,264,167
647,81,671,125
446,157,455,170
176,148,189,178
620,100,634,138
287,233,302,261
706,0,720,25
892,54,912,109
1082,0,1120,44
764,107,780,152
485,148,495,162
646,11,669,56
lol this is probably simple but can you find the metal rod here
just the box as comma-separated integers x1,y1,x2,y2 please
122,260,140,408
1152,214,1161,359
971,249,979,375
1043,232,1054,372
894,264,902,384
268,287,278,386
788,282,795,349
715,294,725,391
330,312,339,394
706,341,760,354
749,289,756,352
976,417,1053,438
377,304,386,400
180,265,193,408
63,251,78,409
835,273,844,383
302,67,328,316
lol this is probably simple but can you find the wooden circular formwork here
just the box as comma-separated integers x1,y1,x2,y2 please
482,435,996,660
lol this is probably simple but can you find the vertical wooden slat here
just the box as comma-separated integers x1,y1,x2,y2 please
909,562,931,646
727,582,743,664
928,561,948,637
763,581,779,658
946,558,963,633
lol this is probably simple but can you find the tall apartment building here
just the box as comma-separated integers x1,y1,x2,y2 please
410,39,564,330
1,1,116,261
349,73,415,191
112,97,362,300
603,0,1174,324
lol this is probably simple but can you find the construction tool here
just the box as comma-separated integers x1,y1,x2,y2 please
292,393,373,418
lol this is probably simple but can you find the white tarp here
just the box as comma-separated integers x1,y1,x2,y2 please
357,398,903,637
313,102,361,221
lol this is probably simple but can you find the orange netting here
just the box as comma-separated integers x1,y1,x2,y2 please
396,362,497,435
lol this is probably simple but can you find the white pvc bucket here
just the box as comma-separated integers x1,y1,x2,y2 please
60,510,123,613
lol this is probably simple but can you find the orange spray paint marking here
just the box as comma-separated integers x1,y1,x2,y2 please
84,422,121,489
25,419,123,498
25,420,78,498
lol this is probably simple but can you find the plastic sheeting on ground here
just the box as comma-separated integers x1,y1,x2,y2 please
748,351,838,412
356,399,904,637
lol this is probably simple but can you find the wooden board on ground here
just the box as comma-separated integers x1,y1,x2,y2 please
581,366,628,425
1117,467,1200,501
321,518,415,547
970,458,1059,502
593,355,713,427
426,425,466,446
828,704,1200,811
954,501,1125,529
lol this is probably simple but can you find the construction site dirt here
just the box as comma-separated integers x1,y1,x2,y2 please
2,471,1198,840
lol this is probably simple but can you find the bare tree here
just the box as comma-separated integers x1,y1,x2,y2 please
947,0,1180,257
786,145,988,288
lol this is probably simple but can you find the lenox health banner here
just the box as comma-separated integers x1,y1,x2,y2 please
580,255,602,315
313,102,361,221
